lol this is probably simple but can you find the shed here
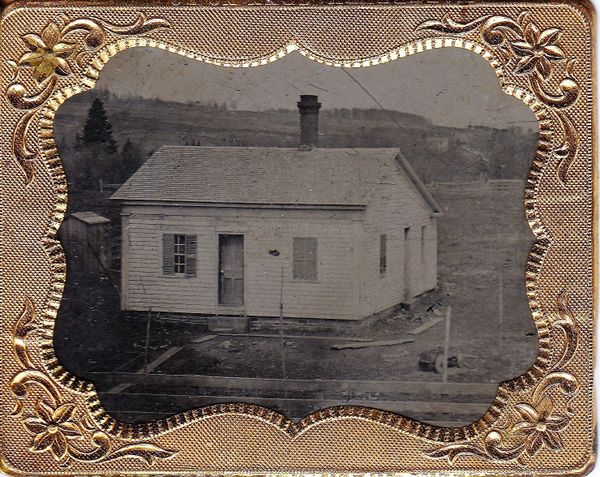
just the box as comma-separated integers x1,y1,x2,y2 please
60,211,112,274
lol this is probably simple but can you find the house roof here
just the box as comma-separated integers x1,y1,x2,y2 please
111,146,441,214
69,211,111,225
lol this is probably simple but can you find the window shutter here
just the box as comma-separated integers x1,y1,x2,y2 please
306,238,317,281
293,238,305,279
163,234,175,275
293,237,317,281
380,234,387,274
185,235,197,277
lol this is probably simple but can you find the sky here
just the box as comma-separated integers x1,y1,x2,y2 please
94,47,537,130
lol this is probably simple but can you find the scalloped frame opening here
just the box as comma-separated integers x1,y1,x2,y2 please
36,35,553,442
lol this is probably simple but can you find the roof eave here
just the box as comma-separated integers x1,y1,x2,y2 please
394,152,443,216
116,199,367,211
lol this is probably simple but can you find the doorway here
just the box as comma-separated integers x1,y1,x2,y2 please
218,234,244,306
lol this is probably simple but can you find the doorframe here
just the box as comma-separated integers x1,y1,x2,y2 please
217,233,245,308
404,226,411,301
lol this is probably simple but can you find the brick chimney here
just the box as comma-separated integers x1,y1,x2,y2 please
297,95,321,149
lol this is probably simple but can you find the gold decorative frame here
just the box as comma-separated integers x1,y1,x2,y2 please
0,1,594,475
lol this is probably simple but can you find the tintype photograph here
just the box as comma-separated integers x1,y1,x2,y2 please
53,47,540,427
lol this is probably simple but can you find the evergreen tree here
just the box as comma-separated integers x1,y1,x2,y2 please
81,98,118,153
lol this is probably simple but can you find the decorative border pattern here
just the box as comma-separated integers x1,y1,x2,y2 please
8,12,170,185
32,31,555,443
416,11,580,184
10,298,177,467
0,3,593,475
415,11,584,464
427,291,579,464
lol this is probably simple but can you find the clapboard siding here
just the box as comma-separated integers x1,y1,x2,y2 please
359,161,438,317
121,206,361,320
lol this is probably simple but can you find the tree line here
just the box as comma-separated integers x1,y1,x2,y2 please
60,97,146,190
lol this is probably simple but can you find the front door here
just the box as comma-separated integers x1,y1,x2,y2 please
218,234,244,306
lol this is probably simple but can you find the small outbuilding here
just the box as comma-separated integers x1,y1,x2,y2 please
112,96,441,321
60,211,112,274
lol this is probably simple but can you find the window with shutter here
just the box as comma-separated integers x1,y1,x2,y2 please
173,234,186,274
163,234,197,276
162,234,175,275
293,237,317,281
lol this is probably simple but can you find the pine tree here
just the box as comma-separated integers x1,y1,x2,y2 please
81,98,118,153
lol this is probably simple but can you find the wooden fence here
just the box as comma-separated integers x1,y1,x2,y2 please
87,371,499,427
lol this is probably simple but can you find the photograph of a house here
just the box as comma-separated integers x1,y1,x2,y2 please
54,48,539,426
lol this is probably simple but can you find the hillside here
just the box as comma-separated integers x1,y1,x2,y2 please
54,91,539,185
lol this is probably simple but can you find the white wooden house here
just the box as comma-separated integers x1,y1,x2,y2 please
111,96,441,321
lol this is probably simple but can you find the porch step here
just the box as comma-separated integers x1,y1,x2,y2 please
250,316,357,335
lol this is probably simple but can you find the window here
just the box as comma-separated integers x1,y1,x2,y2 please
163,234,197,276
174,234,186,274
379,234,387,275
293,237,317,281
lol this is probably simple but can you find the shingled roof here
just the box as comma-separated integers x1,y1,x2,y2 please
111,146,440,213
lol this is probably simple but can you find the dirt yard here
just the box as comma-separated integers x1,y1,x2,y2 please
54,182,539,425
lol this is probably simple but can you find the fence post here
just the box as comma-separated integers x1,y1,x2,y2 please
442,305,452,384
279,266,286,384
